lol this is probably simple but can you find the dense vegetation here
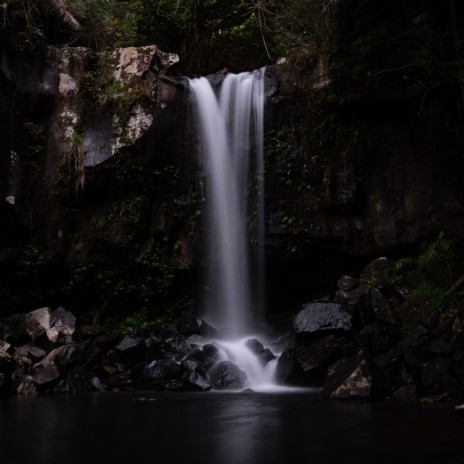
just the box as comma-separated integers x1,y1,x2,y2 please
2,0,464,333
1,0,333,72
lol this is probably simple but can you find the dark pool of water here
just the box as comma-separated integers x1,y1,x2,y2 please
1,390,463,464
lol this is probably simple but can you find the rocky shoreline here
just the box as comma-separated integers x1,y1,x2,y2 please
1,256,463,406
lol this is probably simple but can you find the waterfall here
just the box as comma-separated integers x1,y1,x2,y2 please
189,69,266,338
189,69,282,391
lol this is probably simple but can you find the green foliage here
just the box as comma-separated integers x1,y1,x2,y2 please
394,232,457,280
69,0,137,48
117,309,172,334
409,281,446,311
392,232,462,331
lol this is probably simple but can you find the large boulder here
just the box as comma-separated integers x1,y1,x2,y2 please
322,351,389,400
275,350,306,386
293,302,353,339
139,359,182,390
294,334,347,384
208,361,247,390
25,308,52,342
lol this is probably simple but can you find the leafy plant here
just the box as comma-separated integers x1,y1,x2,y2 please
394,232,457,281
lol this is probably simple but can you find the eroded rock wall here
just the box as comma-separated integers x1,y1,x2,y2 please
0,44,200,318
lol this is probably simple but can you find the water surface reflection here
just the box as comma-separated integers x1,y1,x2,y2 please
1,391,463,464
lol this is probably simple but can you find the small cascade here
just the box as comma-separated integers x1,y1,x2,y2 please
189,69,284,390
213,338,280,392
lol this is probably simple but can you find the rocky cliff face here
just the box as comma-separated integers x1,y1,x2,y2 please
267,45,464,258
0,44,201,319
1,1,464,324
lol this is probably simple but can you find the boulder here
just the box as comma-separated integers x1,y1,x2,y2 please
176,309,218,337
180,359,211,391
15,344,47,362
162,336,193,360
47,307,76,344
25,307,52,341
275,350,306,385
181,370,212,391
112,336,146,365
294,334,344,383
139,359,182,390
32,358,60,389
293,302,352,337
369,287,400,326
0,348,14,393
24,307,77,345
322,351,389,400
360,257,396,287
245,339,276,365
334,276,364,306
208,361,247,390
392,384,417,402
16,375,39,396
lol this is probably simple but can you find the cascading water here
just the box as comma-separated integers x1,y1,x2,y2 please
189,69,282,391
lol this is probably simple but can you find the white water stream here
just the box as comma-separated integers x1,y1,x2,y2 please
189,69,283,391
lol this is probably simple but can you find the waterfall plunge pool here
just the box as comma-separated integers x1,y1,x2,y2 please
1,391,463,464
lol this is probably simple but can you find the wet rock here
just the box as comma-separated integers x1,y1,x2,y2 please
185,344,222,372
275,350,306,385
93,333,122,353
47,343,90,368
113,336,146,365
392,384,417,401
0,340,13,354
0,348,14,393
294,335,343,383
293,302,352,337
208,361,247,390
24,306,77,345
89,376,106,392
31,342,91,391
334,276,364,306
322,351,388,400
32,358,60,388
176,309,218,338
245,339,276,365
355,323,401,355
369,287,400,326
25,307,52,341
160,380,185,391
162,336,193,360
182,370,212,391
15,345,47,362
16,375,38,396
180,361,211,391
139,359,181,390
47,307,76,344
